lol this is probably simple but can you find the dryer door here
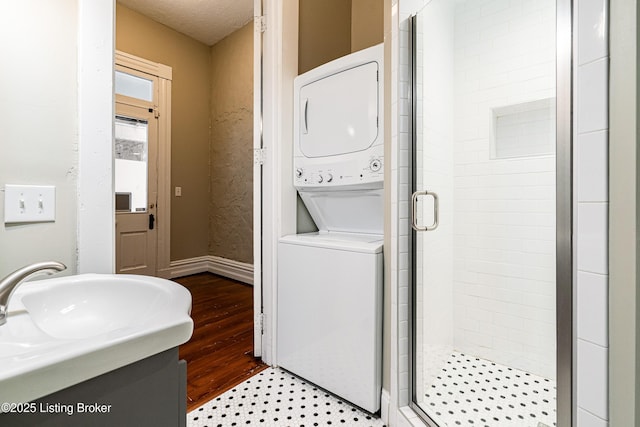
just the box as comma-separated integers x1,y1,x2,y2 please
299,62,379,158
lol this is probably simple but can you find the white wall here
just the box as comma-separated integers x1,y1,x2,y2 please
451,0,557,379
574,0,610,425
0,0,79,275
77,0,115,274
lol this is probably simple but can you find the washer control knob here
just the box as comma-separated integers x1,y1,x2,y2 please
370,158,382,172
295,168,303,178
317,175,324,184
326,173,333,183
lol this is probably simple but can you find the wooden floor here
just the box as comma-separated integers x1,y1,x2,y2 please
174,273,267,411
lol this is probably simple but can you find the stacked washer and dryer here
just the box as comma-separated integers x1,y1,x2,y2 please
277,44,384,414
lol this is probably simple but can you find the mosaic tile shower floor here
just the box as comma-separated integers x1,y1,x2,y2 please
419,352,556,427
187,368,386,427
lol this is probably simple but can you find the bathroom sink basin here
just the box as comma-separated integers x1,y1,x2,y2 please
0,311,63,357
21,276,182,339
0,274,193,405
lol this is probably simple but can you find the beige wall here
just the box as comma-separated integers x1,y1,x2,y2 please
0,0,79,276
351,0,384,52
298,0,383,74
116,4,211,262
298,0,352,74
208,23,254,264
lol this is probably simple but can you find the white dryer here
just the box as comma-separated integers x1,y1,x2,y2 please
277,44,384,413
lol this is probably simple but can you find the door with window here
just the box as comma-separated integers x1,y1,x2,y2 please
115,66,160,275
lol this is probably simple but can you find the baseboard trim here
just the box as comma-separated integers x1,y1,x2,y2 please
208,255,254,285
163,256,254,285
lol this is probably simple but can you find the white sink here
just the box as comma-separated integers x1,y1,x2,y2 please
0,313,61,358
21,276,186,339
0,274,193,405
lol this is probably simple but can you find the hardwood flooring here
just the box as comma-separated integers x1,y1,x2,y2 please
174,273,267,411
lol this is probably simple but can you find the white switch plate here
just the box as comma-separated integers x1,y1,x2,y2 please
175,186,182,197
4,185,56,224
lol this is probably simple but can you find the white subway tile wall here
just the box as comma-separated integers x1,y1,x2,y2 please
576,271,609,347
576,130,609,202
577,58,609,133
577,0,608,64
578,408,610,427
577,340,609,420
451,0,557,379
575,0,609,425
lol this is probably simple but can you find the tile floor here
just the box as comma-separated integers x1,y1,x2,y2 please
187,368,386,427
188,353,556,427
418,352,557,427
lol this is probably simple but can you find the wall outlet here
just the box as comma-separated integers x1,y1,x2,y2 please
4,184,56,224
175,186,182,197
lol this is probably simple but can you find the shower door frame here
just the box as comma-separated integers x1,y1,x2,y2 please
407,0,574,425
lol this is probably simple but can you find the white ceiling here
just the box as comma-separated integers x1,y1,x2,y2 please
118,0,254,46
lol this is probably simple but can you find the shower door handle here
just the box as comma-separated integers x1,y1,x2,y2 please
411,190,439,231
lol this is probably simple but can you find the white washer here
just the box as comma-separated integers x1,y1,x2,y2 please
277,232,383,413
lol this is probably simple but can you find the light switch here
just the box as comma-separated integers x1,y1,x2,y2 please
4,185,56,223
175,186,182,197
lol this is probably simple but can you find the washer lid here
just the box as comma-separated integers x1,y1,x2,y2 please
298,186,383,235
279,232,383,254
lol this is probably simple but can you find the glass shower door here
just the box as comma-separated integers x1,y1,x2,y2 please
410,1,558,425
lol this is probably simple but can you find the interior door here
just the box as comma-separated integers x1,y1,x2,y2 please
115,103,158,275
252,0,263,358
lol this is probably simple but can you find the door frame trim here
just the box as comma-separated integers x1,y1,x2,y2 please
115,51,173,277
555,0,574,424
253,0,264,358
77,0,115,274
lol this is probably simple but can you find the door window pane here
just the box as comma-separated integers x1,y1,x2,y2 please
115,70,153,102
115,116,148,212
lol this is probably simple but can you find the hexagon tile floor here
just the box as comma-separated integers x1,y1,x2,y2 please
187,368,386,427
419,352,556,427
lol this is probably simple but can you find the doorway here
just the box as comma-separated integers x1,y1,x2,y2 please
114,54,172,276
409,0,571,425
113,1,265,407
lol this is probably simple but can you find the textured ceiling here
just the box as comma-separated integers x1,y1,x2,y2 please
117,0,254,46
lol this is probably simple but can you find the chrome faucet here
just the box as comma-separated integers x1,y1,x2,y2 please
0,261,66,326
